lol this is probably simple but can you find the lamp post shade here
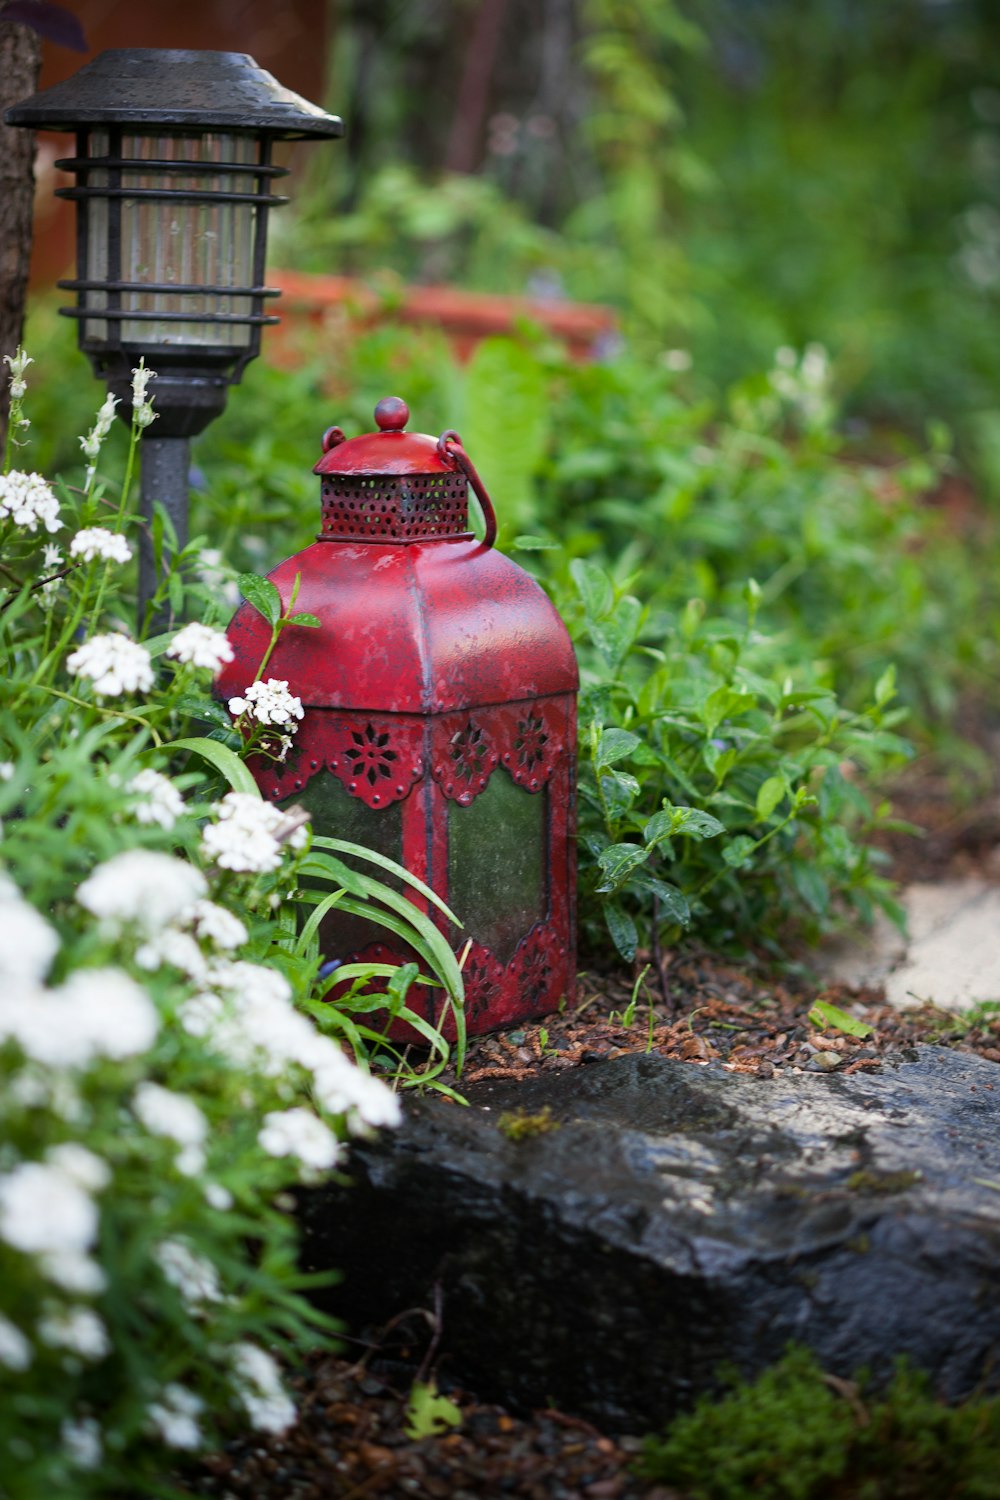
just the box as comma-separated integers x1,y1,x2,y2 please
5,49,343,434
215,400,580,1039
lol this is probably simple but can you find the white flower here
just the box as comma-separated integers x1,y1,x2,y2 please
69,527,132,565
311,1051,402,1133
0,1313,31,1371
136,927,208,981
0,470,62,533
155,1238,222,1309
201,792,309,875
61,1417,102,1470
39,1307,109,1361
127,767,185,829
67,632,153,697
131,360,157,429
78,849,205,935
0,969,158,1071
0,878,59,982
227,678,304,730
60,968,159,1062
258,1108,340,1171
4,347,32,399
133,1082,207,1148
80,392,119,462
204,1182,233,1211
148,1384,204,1450
166,621,234,672
188,899,247,951
41,1250,107,1295
230,1343,296,1434
0,1160,98,1258
46,1143,111,1193
42,543,63,570
0,761,14,781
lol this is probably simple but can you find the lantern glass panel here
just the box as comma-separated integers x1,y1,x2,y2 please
448,773,547,965
85,129,259,348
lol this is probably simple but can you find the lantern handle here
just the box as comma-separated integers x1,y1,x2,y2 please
436,429,498,548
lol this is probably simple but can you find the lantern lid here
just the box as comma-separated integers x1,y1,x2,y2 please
314,397,455,477
4,48,343,138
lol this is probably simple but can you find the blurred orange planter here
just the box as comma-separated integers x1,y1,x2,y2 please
267,269,618,364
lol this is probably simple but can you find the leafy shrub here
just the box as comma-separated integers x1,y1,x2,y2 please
0,352,462,1495
565,559,910,962
638,1345,1000,1500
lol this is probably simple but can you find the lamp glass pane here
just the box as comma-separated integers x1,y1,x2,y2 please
448,772,547,964
118,132,260,347
84,128,109,343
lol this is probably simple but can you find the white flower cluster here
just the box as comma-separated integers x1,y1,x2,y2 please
155,1238,222,1311
4,347,32,400
62,1417,103,1470
147,1384,204,1450
69,527,132,565
0,1145,110,1296
67,632,154,698
0,470,62,534
201,791,309,875
230,1342,297,1434
166,621,234,672
180,959,401,1134
0,967,159,1074
80,392,119,473
131,360,157,429
771,343,832,426
258,1107,340,1171
79,849,206,936
133,1082,207,1176
228,678,304,730
0,872,59,983
39,1306,109,1360
127,767,185,830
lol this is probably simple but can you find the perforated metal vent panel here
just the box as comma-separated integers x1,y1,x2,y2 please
320,473,469,541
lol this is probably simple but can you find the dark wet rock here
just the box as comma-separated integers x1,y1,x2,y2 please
300,1046,1000,1432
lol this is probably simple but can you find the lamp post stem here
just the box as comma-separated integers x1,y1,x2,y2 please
138,435,190,629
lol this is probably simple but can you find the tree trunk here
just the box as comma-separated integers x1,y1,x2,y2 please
0,18,43,445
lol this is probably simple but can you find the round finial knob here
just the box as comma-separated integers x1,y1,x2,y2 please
374,396,409,432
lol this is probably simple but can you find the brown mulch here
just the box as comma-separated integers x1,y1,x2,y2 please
190,1349,663,1499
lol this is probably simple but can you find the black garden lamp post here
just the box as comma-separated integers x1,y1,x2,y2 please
6,49,342,617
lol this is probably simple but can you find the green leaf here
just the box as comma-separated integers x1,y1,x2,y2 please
175,694,232,731
596,842,651,892
631,872,690,925
755,775,786,821
296,852,369,898
163,737,259,795
595,727,640,770
570,558,614,621
807,1000,875,1038
722,834,757,869
404,1381,462,1441
512,535,559,551
672,807,726,840
874,664,897,707
238,571,282,628
600,769,640,819
604,901,638,962
459,338,548,533
285,611,320,628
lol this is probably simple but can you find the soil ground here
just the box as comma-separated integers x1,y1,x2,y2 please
182,752,1000,1500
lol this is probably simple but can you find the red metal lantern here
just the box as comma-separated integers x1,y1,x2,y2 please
216,397,579,1036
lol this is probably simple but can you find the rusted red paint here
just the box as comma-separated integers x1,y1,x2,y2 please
218,398,579,1038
